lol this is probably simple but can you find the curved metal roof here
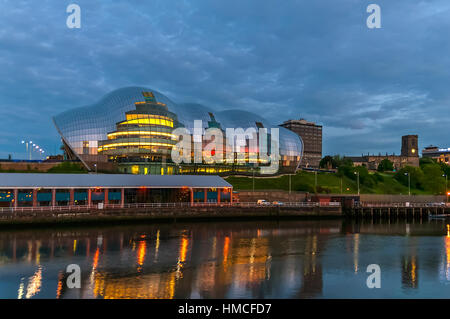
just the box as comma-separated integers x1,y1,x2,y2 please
53,86,303,162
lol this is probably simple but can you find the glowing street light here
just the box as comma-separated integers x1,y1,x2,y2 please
354,171,360,195
404,172,411,196
21,140,31,160
22,139,46,160
444,174,448,203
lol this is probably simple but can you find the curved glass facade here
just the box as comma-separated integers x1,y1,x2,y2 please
53,87,303,175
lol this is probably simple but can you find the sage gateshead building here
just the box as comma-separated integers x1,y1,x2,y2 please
53,87,303,176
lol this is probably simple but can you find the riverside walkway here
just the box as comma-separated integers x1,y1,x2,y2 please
0,202,342,226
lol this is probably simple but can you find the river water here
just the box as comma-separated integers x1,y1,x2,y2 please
0,218,449,299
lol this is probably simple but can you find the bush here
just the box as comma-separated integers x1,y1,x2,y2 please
394,166,424,190
421,163,445,194
47,162,87,173
440,162,450,177
320,156,336,169
377,159,394,172
420,157,436,168
316,186,332,194
338,164,376,188
373,172,384,183
295,182,314,193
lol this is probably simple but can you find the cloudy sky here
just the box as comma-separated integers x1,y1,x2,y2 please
0,0,449,159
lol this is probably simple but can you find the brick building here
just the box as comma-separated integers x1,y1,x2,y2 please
346,135,419,171
280,118,322,168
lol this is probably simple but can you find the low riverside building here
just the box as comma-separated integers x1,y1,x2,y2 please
0,173,233,208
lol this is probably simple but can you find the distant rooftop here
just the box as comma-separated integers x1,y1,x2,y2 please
282,118,321,126
422,146,450,154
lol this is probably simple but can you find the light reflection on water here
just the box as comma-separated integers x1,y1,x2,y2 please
0,219,449,298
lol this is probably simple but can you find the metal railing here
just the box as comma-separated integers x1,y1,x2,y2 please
0,201,340,213
360,202,449,208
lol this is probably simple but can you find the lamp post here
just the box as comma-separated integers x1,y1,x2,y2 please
404,172,411,196
289,173,292,195
252,166,255,193
354,171,360,195
314,171,318,192
21,141,27,160
443,174,448,202
22,140,36,160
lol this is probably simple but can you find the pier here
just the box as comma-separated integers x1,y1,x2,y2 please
346,202,450,219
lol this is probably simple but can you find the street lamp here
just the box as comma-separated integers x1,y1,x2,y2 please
314,171,318,192
404,172,411,196
21,140,32,160
288,173,293,201
252,166,255,192
354,171,360,195
443,174,448,202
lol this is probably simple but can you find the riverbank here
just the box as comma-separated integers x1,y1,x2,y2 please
0,204,342,228
225,170,436,195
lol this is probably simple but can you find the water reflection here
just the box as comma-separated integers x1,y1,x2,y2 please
0,219,450,298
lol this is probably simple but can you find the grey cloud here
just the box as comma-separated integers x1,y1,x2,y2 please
0,0,449,158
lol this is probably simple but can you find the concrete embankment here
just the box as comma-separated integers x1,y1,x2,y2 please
0,205,342,227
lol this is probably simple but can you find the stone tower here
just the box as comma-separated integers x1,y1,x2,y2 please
401,135,419,157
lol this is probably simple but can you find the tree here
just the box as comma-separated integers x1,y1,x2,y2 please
421,164,445,194
354,165,376,188
377,159,394,172
419,157,436,168
337,164,375,188
439,162,450,177
335,155,353,168
320,156,336,169
394,166,424,190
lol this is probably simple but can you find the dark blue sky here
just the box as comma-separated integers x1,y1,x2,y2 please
1,0,449,159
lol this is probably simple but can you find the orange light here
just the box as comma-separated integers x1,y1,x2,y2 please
92,247,100,270
179,237,189,263
137,240,147,267
223,236,230,264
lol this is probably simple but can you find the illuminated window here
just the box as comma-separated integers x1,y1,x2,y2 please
122,117,174,128
131,165,139,174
